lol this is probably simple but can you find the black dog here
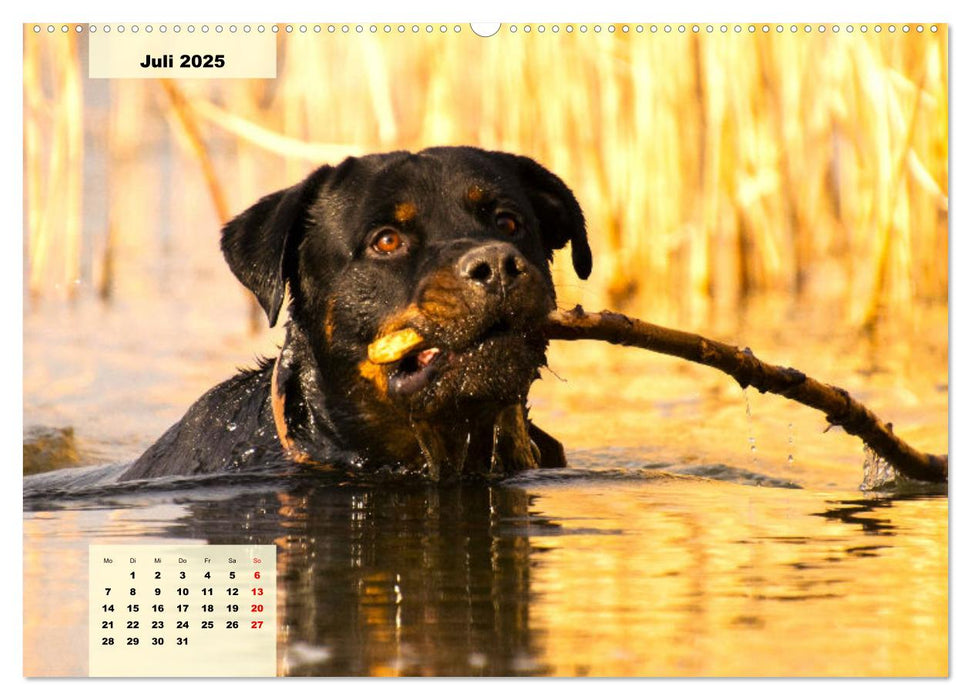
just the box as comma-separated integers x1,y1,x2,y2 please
121,147,591,482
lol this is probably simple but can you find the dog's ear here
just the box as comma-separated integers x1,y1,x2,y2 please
221,166,332,326
494,153,592,280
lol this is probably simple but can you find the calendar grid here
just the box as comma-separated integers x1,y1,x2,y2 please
88,544,277,677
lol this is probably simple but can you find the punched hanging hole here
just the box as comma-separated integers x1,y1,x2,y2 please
471,23,501,37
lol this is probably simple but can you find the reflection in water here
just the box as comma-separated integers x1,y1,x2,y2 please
22,290,948,678
23,471,946,677
165,481,546,676
813,498,898,534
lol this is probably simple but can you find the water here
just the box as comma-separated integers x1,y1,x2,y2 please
23,468,948,676
23,269,948,676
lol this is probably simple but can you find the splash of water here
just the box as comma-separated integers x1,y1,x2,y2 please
743,388,759,469
860,443,898,491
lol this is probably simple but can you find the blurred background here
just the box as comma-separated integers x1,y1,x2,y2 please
24,25,948,325
23,24,948,477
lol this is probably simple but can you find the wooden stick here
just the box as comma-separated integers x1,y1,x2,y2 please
544,306,948,484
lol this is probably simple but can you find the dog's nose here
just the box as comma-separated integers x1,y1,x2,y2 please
457,243,528,293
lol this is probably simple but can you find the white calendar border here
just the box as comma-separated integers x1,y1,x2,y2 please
7,0,965,696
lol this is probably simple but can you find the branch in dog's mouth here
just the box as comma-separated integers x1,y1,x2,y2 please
543,305,948,485
372,320,518,397
371,306,948,484
368,321,512,366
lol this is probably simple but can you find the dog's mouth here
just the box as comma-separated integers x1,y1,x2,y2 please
386,319,520,398
388,346,447,395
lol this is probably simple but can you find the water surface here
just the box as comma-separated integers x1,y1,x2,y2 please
23,282,948,676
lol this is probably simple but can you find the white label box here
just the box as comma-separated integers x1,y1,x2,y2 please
88,544,277,677
88,29,277,79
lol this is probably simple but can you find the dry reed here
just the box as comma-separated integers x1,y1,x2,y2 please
23,25,948,328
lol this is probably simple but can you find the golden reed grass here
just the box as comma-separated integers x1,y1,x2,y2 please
24,26,947,328
25,29,82,301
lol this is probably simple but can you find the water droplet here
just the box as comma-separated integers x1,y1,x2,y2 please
743,388,758,467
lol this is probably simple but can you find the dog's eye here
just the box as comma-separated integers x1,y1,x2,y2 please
370,228,405,255
495,213,520,236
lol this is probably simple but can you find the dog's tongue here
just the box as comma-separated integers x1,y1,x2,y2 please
417,348,441,368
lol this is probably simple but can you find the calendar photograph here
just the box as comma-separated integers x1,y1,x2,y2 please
22,20,948,677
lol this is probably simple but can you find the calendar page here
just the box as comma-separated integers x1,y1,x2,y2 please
22,11,950,682
88,545,276,676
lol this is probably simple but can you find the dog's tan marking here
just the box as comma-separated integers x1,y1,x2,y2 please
270,357,312,463
394,201,418,224
466,184,485,204
375,304,424,335
357,358,390,398
324,296,337,344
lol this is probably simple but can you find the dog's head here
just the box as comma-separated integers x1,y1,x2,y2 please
221,147,591,470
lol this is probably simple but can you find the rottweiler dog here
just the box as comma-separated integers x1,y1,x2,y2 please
121,147,591,482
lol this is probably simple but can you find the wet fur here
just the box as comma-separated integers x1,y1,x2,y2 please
121,147,590,481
